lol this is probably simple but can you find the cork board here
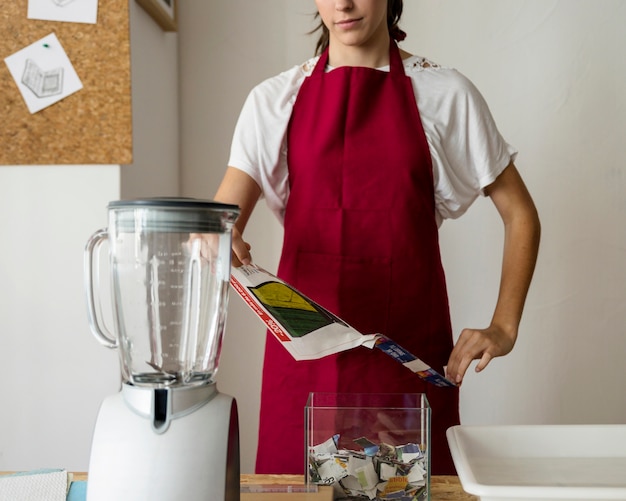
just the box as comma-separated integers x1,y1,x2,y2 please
0,0,132,165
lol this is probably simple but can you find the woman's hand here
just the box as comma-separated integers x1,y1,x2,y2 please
446,324,516,384
231,226,252,267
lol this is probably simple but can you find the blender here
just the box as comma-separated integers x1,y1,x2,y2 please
84,198,240,501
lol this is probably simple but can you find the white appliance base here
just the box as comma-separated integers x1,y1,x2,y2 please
87,384,239,501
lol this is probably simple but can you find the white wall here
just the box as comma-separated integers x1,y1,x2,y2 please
403,0,626,426
122,0,180,199
179,0,626,473
0,166,120,471
0,1,180,471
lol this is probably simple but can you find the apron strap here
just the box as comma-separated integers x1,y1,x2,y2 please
388,40,405,74
312,49,329,76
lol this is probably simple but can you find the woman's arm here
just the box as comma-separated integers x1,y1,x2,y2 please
446,163,541,384
214,166,262,266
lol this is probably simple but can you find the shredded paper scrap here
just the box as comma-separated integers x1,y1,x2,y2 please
309,435,428,500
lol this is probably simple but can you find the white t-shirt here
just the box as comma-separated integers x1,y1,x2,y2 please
228,54,517,226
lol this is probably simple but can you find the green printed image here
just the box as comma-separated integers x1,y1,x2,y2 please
250,282,347,337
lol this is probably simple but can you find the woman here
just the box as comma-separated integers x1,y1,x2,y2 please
215,0,540,475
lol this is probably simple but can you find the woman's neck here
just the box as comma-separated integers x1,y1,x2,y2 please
327,28,391,68
328,43,388,68
327,42,413,69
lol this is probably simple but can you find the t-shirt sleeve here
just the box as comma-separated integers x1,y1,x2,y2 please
227,66,308,225
416,68,517,224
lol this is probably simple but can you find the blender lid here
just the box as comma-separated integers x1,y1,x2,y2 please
108,197,238,211
108,197,240,233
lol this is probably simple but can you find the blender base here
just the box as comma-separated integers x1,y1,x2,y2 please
86,383,240,501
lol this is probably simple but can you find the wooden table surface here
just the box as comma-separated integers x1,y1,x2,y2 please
2,472,477,500
241,475,477,500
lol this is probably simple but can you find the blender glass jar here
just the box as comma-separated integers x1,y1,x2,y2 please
85,198,240,387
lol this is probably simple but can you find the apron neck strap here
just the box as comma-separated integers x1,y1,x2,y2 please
313,41,405,76
388,40,404,73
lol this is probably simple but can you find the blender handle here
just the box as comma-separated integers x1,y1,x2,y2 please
84,228,118,349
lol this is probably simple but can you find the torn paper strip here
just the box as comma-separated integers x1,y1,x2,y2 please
230,264,456,387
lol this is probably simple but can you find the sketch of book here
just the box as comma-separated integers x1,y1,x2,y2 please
21,59,64,98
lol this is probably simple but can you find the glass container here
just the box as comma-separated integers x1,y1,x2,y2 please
306,392,431,501
85,198,239,387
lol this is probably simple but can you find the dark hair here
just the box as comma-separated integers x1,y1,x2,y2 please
312,0,406,56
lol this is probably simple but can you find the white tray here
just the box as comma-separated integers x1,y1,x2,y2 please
447,424,626,501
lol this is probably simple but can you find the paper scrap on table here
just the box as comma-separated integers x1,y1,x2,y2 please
0,469,71,501
4,33,83,114
28,0,99,24
230,264,456,387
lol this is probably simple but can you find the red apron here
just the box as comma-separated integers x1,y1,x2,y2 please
256,42,459,475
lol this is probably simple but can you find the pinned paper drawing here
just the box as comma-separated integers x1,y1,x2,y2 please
4,33,83,114
27,0,98,24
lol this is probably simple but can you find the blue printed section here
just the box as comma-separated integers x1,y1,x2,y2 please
374,337,416,363
374,336,456,388
418,369,456,388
